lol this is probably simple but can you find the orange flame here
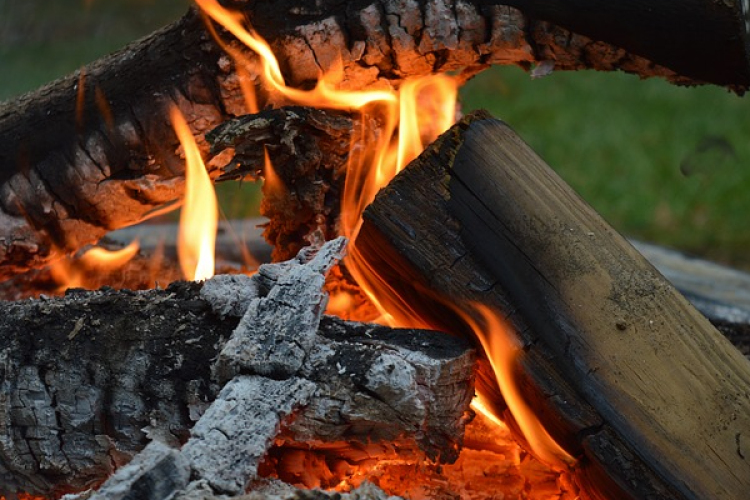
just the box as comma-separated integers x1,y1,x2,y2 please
50,240,140,290
94,86,115,131
170,106,218,281
75,69,87,130
262,148,286,201
194,0,571,477
195,0,454,243
195,0,457,314
79,240,140,269
325,291,354,317
460,303,576,469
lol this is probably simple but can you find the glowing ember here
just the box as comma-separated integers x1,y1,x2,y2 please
325,290,354,317
170,106,218,281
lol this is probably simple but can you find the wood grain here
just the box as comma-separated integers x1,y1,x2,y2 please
359,112,750,499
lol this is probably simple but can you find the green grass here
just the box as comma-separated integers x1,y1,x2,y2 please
2,3,749,267
461,67,750,268
0,0,190,100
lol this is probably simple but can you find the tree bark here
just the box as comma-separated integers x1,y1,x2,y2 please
357,111,750,500
2,0,746,279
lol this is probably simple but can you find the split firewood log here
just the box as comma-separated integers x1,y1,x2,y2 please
0,240,475,498
1,0,748,279
357,111,750,499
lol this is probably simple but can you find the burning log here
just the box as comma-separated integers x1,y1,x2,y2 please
208,107,354,261
356,111,750,499
0,239,475,498
1,0,749,279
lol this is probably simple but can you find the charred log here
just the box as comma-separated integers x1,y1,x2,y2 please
0,240,475,498
504,0,750,87
208,107,354,261
2,0,746,278
357,111,750,499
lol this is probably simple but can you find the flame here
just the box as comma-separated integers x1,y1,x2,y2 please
195,0,456,314
79,240,140,269
94,86,114,131
325,291,354,317
396,76,458,174
170,106,218,281
75,69,87,130
237,64,260,114
194,0,571,480
460,303,575,469
50,240,140,290
262,148,286,200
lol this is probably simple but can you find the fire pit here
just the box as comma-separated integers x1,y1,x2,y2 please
1,1,749,499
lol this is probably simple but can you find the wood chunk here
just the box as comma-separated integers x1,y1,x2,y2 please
631,240,750,325
0,241,474,498
87,442,190,500
358,111,750,499
0,281,228,498
42,215,750,356
182,376,317,494
215,238,346,380
208,107,353,261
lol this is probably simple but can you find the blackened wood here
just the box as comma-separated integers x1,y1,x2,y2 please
358,112,750,499
0,281,231,497
0,281,473,497
0,10,226,280
0,1,734,280
507,0,750,88
208,107,354,260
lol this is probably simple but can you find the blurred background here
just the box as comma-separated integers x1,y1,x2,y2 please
2,0,749,268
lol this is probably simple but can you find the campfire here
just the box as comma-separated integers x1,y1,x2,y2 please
1,1,750,499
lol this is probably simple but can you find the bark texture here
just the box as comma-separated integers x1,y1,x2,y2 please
0,241,475,498
357,111,750,500
2,0,743,278
208,107,354,261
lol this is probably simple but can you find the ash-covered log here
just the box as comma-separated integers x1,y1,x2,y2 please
0,239,474,498
2,0,748,279
357,111,750,499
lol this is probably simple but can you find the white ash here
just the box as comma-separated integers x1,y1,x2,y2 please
173,479,405,500
364,352,425,421
87,441,189,500
182,376,317,495
76,238,472,499
213,238,346,381
200,274,258,318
